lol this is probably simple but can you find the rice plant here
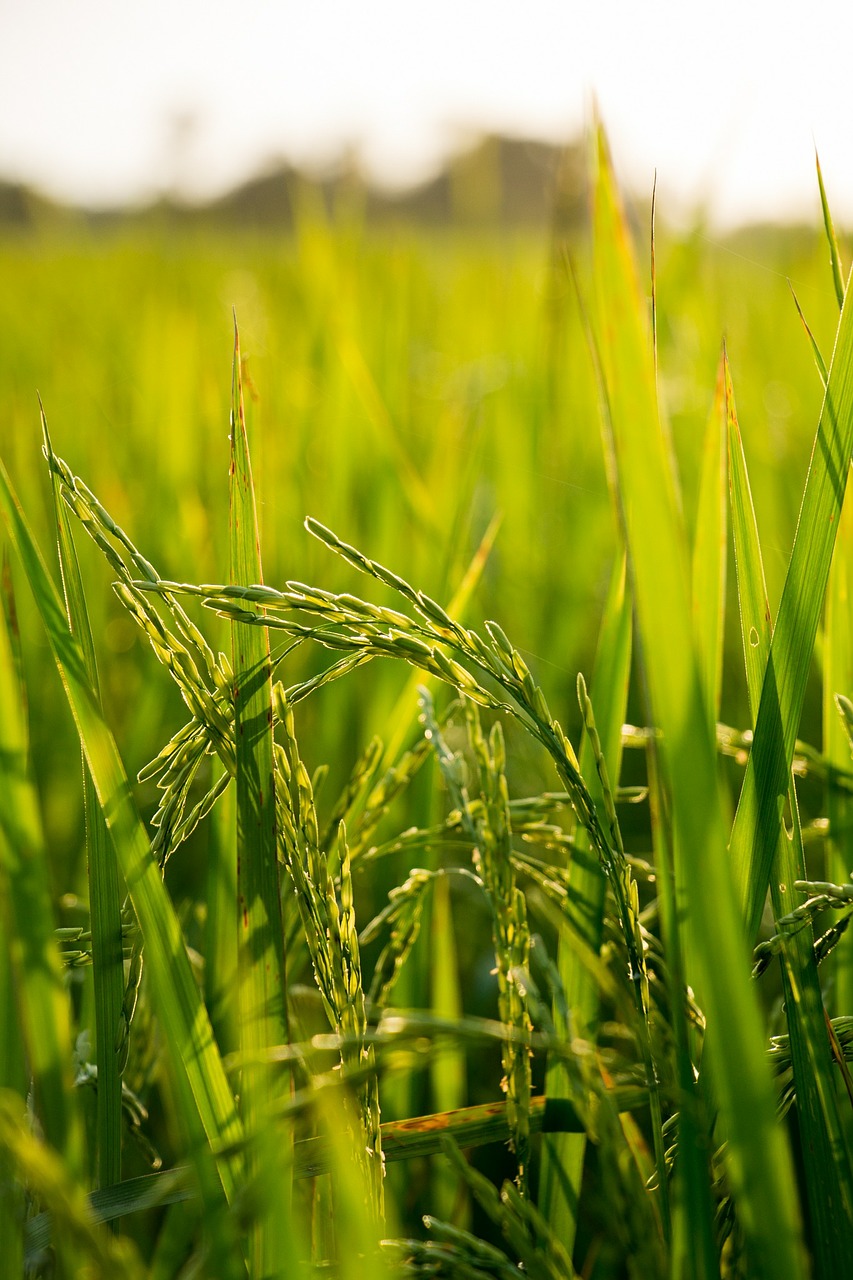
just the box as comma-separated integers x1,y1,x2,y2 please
2,122,853,1278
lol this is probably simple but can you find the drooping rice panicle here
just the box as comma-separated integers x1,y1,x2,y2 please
361,866,437,1008
46,449,220,678
464,704,534,1196
316,734,383,853
133,554,615,880
343,729,438,862
416,689,533,1192
273,683,384,1219
45,446,238,792
137,518,673,1213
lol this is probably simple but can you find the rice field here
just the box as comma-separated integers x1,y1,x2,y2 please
1,127,852,1277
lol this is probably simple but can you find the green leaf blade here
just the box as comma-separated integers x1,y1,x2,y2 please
817,150,846,311
0,456,244,1227
229,323,293,1276
43,411,125,1195
538,550,632,1250
727,356,853,1271
692,355,728,724
730,260,853,941
589,122,806,1279
825,473,853,1016
0,573,85,1182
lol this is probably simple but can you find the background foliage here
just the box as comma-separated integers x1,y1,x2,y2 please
1,135,851,1277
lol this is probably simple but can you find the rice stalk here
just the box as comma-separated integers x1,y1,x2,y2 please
465,704,534,1195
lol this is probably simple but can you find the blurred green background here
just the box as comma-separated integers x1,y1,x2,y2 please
2,137,849,1255
0,140,844,1095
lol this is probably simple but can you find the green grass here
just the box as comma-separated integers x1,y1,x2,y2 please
1,126,853,1276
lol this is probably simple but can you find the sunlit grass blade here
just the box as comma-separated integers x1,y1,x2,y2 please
662,352,728,1272
817,150,846,310
789,281,829,387
589,121,805,1277
692,353,727,723
725,362,773,707
230,321,293,1276
814,153,853,1023
727,354,853,1269
643,729,718,1280
539,550,631,1250
0,456,246,1265
729,232,853,943
0,560,85,1186
651,172,658,371
43,408,124,1196
825,476,853,1017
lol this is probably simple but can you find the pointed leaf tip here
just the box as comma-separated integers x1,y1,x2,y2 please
816,150,845,310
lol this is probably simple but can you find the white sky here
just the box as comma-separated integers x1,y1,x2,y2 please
1,0,852,227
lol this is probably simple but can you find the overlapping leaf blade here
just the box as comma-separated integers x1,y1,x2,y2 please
588,122,805,1278
0,563,85,1186
0,456,245,1266
814,163,853,1023
692,357,728,724
727,356,853,1270
539,551,632,1249
43,411,125,1194
728,222,853,940
825,481,853,1017
229,323,293,1276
